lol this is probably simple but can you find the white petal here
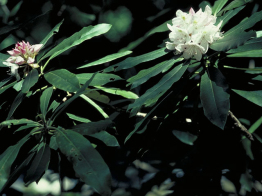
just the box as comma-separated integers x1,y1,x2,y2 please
166,42,176,50
194,48,203,61
31,44,43,53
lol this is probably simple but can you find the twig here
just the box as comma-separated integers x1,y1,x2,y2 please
228,110,254,141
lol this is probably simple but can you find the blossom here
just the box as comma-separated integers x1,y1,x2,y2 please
6,41,42,67
166,5,223,61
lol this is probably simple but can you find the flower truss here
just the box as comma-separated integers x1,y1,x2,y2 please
3,41,43,80
166,5,223,61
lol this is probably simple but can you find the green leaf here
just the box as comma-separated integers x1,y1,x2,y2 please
227,49,262,57
210,30,256,51
128,63,188,116
24,143,50,185
49,73,97,124
48,100,60,113
247,116,262,135
13,80,23,92
7,91,26,120
44,69,80,92
21,69,39,93
0,76,13,88
77,51,132,69
70,119,113,135
79,94,109,119
0,119,40,127
14,124,40,133
103,47,169,72
77,73,123,86
0,81,16,95
232,89,262,107
95,86,139,99
70,119,118,146
40,20,64,46
227,37,262,53
199,1,212,11
40,87,53,121
240,171,253,192
212,0,228,16
218,0,252,15
216,6,245,28
224,10,262,37
172,130,198,145
127,58,183,89
55,128,112,196
66,113,91,123
0,133,30,190
200,67,230,129
242,138,254,160
9,1,23,17
40,24,112,61
0,53,9,67
0,152,35,194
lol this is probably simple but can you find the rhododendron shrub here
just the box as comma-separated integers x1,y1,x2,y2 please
1,0,262,195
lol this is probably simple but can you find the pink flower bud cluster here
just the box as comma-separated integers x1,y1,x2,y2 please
166,5,223,61
6,41,43,67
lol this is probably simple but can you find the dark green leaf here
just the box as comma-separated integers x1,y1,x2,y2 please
40,87,53,121
103,47,169,72
240,172,253,192
199,1,212,11
66,113,90,123
227,37,262,53
90,131,119,147
200,67,230,129
41,24,112,61
128,63,188,116
127,58,183,89
0,133,30,190
248,116,262,135
14,124,40,133
0,119,40,127
49,136,58,150
172,130,198,145
7,91,26,120
44,69,80,92
76,73,123,86
242,138,254,160
0,153,35,194
77,51,132,69
49,73,97,125
55,128,112,196
40,20,64,46
218,0,252,15
216,6,245,27
0,81,16,95
224,10,262,37
0,53,9,67
70,119,113,135
232,89,262,107
21,69,39,93
24,143,50,185
0,76,13,88
95,86,139,99
212,0,228,16
210,30,256,51
48,100,60,113
227,49,262,57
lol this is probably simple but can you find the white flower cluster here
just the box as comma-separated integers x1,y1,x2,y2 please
166,5,223,61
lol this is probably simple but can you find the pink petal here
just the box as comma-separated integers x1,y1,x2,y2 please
32,44,43,53
189,8,195,15
13,49,21,55
21,48,26,55
15,56,25,65
6,56,16,63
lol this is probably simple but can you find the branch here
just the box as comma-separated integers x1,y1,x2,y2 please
228,110,254,141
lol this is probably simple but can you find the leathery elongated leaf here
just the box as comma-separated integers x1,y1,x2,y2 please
0,81,17,95
227,49,262,57
0,53,9,67
76,73,123,86
172,130,198,145
40,87,53,121
218,0,252,16
55,128,112,196
21,69,39,93
44,69,80,92
103,47,169,72
24,143,50,185
0,118,40,127
128,63,188,116
7,91,26,120
0,133,31,190
95,86,139,99
232,89,262,107
40,20,64,46
127,58,183,89
227,37,262,53
200,67,230,129
40,24,112,61
210,30,256,52
77,51,132,69
212,0,228,16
